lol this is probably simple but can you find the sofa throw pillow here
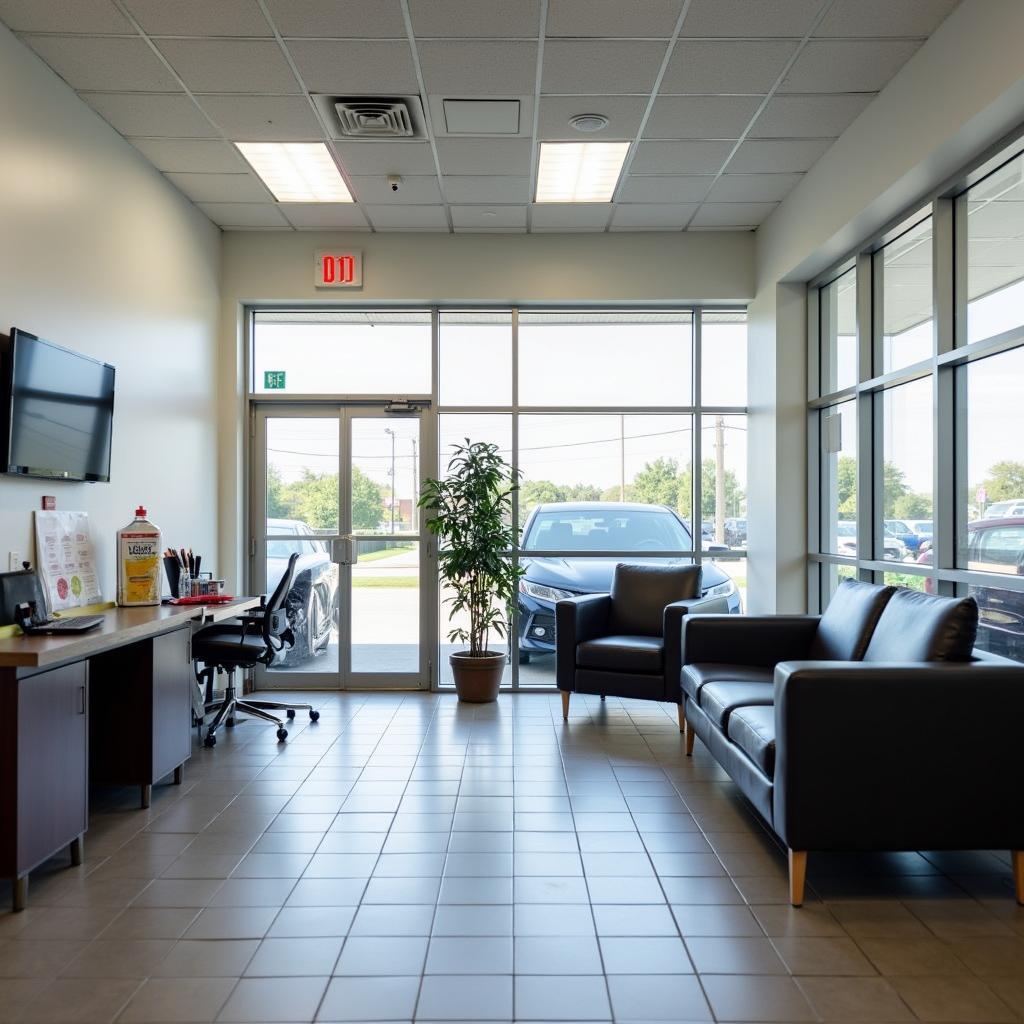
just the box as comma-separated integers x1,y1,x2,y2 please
863,588,979,662
808,579,895,661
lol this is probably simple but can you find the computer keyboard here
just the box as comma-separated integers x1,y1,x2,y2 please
22,615,105,635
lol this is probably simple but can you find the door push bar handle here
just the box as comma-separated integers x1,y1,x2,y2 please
330,536,358,566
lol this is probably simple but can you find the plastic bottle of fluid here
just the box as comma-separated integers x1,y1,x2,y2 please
117,506,162,607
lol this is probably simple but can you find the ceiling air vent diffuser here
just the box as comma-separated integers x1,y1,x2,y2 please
331,96,426,138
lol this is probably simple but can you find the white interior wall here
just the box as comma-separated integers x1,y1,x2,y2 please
746,0,1024,612
218,229,755,589
0,24,221,601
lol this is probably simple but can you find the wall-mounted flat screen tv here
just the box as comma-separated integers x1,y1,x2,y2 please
1,328,115,482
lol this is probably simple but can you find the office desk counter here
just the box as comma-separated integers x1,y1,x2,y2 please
0,598,259,911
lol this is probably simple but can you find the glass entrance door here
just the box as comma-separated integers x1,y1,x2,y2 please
252,404,433,689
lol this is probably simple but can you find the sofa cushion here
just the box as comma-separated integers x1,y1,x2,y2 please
863,588,979,663
699,681,775,729
727,706,776,778
578,635,663,674
681,664,774,702
609,563,702,637
808,579,895,661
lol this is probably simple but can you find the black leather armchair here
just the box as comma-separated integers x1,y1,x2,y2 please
556,563,730,725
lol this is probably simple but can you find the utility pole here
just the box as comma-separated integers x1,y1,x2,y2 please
715,415,726,545
385,426,396,534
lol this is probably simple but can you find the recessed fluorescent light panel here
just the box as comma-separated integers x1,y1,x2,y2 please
235,142,353,203
535,141,630,203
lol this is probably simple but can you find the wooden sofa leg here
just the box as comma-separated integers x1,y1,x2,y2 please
1013,851,1024,905
676,704,685,734
561,691,570,720
789,850,807,907
684,716,695,756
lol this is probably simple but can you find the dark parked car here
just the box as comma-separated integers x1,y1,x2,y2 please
885,518,928,554
916,517,1024,661
266,518,339,665
517,502,742,662
724,517,747,547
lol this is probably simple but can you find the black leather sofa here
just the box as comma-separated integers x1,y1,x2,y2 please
681,579,1024,906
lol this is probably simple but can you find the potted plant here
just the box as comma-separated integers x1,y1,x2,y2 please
418,439,524,702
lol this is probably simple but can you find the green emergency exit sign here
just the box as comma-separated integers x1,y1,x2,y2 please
264,370,286,390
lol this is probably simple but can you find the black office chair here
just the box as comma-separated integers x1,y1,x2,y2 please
193,553,319,746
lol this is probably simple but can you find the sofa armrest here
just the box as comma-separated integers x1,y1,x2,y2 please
682,615,820,668
555,594,611,691
773,659,1024,852
664,596,732,696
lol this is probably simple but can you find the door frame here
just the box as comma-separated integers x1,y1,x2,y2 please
250,400,437,691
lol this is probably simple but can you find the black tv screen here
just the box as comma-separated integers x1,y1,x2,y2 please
3,328,115,482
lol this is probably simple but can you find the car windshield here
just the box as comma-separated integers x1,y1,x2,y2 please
523,509,692,552
267,538,324,558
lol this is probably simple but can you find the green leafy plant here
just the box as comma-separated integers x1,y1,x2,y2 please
419,440,524,657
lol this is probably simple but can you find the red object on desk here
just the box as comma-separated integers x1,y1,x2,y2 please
169,594,235,605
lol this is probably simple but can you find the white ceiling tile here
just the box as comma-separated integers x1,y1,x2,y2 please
196,95,323,140
542,40,668,95
264,0,405,37
610,204,697,230
197,202,290,227
409,0,540,38
643,96,762,139
435,138,533,176
155,38,300,93
285,39,419,94
727,139,833,173
619,176,713,203
443,176,530,203
363,205,450,231
630,141,734,175
660,39,798,94
749,93,874,138
20,35,180,91
417,40,538,95
122,0,272,36
444,100,522,135
130,138,247,172
334,142,437,176
816,0,959,38
429,95,533,137
690,201,778,227
546,0,682,37
780,39,923,93
164,171,270,203
350,175,442,204
451,206,527,230
81,92,217,137
537,95,648,141
529,203,610,231
681,0,822,37
706,172,803,202
280,203,371,230
0,0,130,32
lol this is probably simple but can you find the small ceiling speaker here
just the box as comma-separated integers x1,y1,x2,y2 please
569,113,609,133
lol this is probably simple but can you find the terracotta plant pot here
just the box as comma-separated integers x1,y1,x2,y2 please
449,651,504,703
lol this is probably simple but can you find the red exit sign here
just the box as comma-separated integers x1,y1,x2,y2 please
315,250,363,289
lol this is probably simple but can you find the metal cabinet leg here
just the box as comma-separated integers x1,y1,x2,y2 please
141,783,152,809
13,876,27,912
173,764,184,785
70,835,83,866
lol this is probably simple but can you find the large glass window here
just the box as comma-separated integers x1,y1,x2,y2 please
965,152,1024,344
820,400,857,555
700,415,747,549
880,378,932,562
702,311,748,406
253,311,432,394
439,311,512,406
878,217,933,374
820,268,857,393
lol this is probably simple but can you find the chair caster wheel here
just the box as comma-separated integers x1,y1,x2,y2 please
204,734,216,748
286,709,296,719
309,710,320,722
276,728,288,742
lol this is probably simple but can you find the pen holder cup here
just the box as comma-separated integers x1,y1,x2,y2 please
164,557,185,598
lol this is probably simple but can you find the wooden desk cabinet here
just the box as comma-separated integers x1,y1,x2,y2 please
0,661,88,911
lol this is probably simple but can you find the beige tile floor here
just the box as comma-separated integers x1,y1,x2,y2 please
0,691,1022,1023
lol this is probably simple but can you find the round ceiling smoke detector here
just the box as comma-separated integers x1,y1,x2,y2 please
569,113,608,133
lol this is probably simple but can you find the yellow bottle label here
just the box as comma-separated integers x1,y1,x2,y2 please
119,531,161,605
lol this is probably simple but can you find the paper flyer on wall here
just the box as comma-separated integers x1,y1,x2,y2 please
33,510,102,612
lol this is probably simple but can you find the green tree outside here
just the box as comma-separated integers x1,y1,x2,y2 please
265,465,384,531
